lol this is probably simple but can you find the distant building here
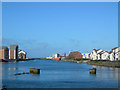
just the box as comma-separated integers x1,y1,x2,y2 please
109,47,120,61
89,47,120,61
9,45,18,59
0,46,9,60
67,51,83,59
90,49,109,60
98,51,109,60
18,50,26,59
82,53,90,59
51,53,60,58
109,51,114,61
60,53,67,59
90,49,99,60
46,57,53,59
119,47,120,60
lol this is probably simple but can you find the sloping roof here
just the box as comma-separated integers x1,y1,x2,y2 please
93,49,102,52
18,50,26,54
98,51,109,54
112,47,119,50
93,49,97,52
105,51,109,53
97,51,104,54
97,49,101,51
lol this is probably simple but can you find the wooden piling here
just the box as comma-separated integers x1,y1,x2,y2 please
15,73,22,75
29,68,36,73
29,68,40,74
33,69,40,74
89,68,96,74
26,72,29,74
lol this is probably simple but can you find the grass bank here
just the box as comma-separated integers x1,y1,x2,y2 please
61,58,90,63
62,58,120,68
87,60,120,68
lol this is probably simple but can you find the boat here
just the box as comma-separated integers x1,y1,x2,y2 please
52,58,61,61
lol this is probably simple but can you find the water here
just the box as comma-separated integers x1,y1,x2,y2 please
2,60,119,88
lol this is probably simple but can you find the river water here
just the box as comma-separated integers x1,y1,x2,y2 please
1,60,119,88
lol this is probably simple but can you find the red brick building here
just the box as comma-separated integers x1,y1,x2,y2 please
9,45,18,59
0,46,9,60
67,51,83,59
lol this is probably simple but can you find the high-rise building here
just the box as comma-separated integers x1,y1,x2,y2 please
0,46,9,60
9,45,18,59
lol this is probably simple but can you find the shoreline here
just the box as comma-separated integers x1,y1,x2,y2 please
86,60,120,68
0,58,35,62
61,59,90,63
1,58,120,68
62,59,120,68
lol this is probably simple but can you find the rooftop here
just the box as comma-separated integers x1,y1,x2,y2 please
0,46,8,50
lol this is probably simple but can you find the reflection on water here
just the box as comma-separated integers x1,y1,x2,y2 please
2,60,119,88
0,63,2,89
8,68,17,70
93,65,118,80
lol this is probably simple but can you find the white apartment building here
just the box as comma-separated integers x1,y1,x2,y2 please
109,47,120,61
90,49,109,60
89,47,120,61
101,51,109,60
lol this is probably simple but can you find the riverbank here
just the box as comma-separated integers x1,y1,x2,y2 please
0,58,52,62
62,59,120,68
87,60,120,68
0,58,35,62
1,58,120,68
61,58,90,63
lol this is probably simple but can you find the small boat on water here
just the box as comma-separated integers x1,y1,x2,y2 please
52,58,61,61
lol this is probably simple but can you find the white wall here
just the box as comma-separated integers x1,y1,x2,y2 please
101,52,109,60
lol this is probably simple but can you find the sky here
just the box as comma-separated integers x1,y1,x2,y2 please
2,2,118,58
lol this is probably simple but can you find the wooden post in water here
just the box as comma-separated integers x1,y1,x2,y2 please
89,68,96,74
29,68,35,73
29,68,40,74
33,69,40,74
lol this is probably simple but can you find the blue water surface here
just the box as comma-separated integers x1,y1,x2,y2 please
2,60,119,88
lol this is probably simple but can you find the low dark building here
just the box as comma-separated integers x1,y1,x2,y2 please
67,51,83,59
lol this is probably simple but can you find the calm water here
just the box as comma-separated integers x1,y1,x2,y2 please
1,60,119,88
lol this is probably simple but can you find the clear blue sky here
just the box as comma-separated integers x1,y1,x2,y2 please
2,2,118,58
